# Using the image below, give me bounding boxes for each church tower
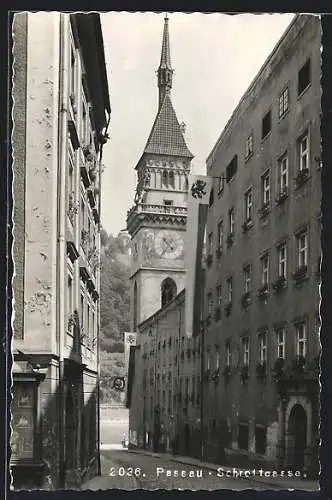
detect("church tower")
[127,14,194,331]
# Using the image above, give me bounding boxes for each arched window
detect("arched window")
[161,278,177,307]
[133,281,138,331]
[162,170,168,188]
[169,171,175,188]
[183,176,189,191]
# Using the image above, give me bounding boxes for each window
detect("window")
[278,153,289,192]
[225,341,232,367]
[298,133,310,172]
[276,327,286,359]
[80,292,85,330]
[226,155,238,183]
[217,220,223,250]
[67,273,73,321]
[216,285,222,305]
[11,383,36,460]
[218,174,225,194]
[261,172,270,206]
[70,46,76,98]
[238,422,249,451]
[161,278,177,306]
[296,322,307,358]
[81,95,88,144]
[207,293,213,317]
[262,110,271,139]
[244,265,252,293]
[228,208,235,235]
[168,171,175,188]
[278,243,287,278]
[260,253,269,286]
[258,331,267,363]
[279,87,289,118]
[296,230,308,269]
[245,188,253,221]
[162,170,168,187]
[255,426,267,455]
[208,232,213,255]
[216,351,220,369]
[226,277,233,303]
[206,353,211,371]
[164,199,173,206]
[242,337,250,365]
[298,58,311,96]
[80,197,85,232]
[245,134,253,160]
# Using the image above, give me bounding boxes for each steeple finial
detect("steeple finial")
[158,13,173,109]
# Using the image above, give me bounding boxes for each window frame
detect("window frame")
[262,109,272,140]
[278,152,289,193]
[217,220,224,250]
[298,131,310,173]
[276,326,286,359]
[261,171,271,206]
[260,253,269,286]
[228,208,235,235]
[245,133,254,161]
[243,264,252,293]
[242,336,250,366]
[279,86,289,119]
[245,188,253,221]
[295,322,307,358]
[258,331,267,364]
[297,58,311,97]
[296,229,308,269]
[226,277,233,304]
[277,242,287,278]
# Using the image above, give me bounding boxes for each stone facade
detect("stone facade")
[11,12,111,489]
[203,14,321,475]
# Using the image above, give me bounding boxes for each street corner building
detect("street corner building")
[11,12,111,489]
[203,14,321,475]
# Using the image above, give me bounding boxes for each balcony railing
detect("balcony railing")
[127,203,187,218]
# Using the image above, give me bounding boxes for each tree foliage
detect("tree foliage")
[99,229,130,402]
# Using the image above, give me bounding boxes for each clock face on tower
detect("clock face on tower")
[154,230,184,260]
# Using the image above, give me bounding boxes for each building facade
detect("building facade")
[203,14,321,475]
[11,12,111,489]
[126,15,196,450]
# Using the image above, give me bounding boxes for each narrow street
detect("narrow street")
[82,448,319,491]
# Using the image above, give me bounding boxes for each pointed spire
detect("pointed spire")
[160,13,172,69]
[158,14,174,110]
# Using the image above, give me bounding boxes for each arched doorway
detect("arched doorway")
[288,404,307,469]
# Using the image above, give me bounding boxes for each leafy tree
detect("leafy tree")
[99,230,130,403]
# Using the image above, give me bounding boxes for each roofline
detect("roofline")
[93,14,111,114]
[206,13,302,165]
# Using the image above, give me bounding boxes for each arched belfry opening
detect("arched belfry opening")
[161,277,177,307]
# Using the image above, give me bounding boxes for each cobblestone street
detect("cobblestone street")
[81,449,319,491]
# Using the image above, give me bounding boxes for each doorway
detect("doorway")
[288,404,307,469]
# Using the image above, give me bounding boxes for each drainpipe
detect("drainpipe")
[95,112,110,476]
[58,13,69,489]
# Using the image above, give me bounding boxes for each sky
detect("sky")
[100,12,295,236]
